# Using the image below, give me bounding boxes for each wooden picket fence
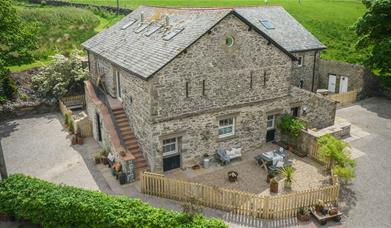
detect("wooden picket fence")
[141,172,339,219]
[59,95,92,137]
[327,90,357,107]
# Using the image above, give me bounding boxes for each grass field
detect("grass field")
[62,0,368,64]
[9,3,122,72]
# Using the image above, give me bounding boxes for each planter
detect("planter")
[285,181,292,190]
[270,179,279,193]
[228,171,238,182]
[119,173,127,185]
[266,174,274,183]
[297,213,310,222]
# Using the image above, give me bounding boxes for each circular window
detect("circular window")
[225,36,234,47]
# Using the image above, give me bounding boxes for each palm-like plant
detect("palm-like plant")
[281,166,295,187]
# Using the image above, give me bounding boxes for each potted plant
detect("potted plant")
[100,150,109,165]
[68,119,74,134]
[266,170,277,183]
[280,166,295,190]
[64,113,69,128]
[315,199,325,213]
[227,171,238,182]
[203,153,210,169]
[270,178,278,193]
[94,154,101,164]
[297,207,310,222]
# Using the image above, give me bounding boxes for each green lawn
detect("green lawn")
[63,0,367,64]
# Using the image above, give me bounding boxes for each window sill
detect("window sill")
[217,134,238,142]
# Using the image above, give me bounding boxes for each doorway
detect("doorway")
[162,138,181,171]
[96,113,102,142]
[115,70,122,101]
[266,114,276,142]
[328,74,336,93]
[339,76,348,93]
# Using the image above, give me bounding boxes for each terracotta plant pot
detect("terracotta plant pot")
[297,213,310,222]
[266,174,274,183]
[270,179,279,193]
[228,171,238,182]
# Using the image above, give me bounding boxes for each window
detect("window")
[163,28,184,41]
[163,138,177,157]
[249,71,253,89]
[266,115,275,130]
[291,107,300,117]
[299,79,304,88]
[218,118,235,138]
[185,81,189,98]
[260,19,274,30]
[202,80,206,96]
[297,56,304,67]
[225,36,234,47]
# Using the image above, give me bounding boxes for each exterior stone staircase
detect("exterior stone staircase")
[112,107,149,180]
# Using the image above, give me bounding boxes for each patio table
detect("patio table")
[255,150,284,171]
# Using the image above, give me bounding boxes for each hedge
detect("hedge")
[0,174,227,228]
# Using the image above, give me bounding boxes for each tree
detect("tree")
[0,0,37,67]
[32,50,89,99]
[354,0,391,77]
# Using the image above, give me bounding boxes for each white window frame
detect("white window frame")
[297,55,304,67]
[162,138,178,157]
[266,115,275,130]
[218,117,235,138]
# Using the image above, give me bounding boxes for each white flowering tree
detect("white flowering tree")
[32,50,89,99]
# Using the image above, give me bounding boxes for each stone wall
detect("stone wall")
[319,59,365,93]
[291,51,320,92]
[88,53,116,97]
[290,87,336,129]
[152,14,293,121]
[0,101,57,123]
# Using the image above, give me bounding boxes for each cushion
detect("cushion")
[276,161,284,168]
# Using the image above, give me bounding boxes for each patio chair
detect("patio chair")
[216,148,230,165]
[267,159,293,173]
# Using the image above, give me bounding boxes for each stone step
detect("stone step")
[122,134,136,141]
[135,160,148,169]
[116,118,128,124]
[119,126,132,133]
[117,121,129,128]
[114,112,127,119]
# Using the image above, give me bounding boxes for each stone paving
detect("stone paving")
[166,143,330,195]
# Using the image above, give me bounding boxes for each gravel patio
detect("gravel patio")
[166,143,330,195]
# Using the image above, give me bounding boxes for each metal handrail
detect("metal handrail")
[90,82,128,153]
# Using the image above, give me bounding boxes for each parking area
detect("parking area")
[0,113,100,190]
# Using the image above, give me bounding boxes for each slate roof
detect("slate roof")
[82,6,326,79]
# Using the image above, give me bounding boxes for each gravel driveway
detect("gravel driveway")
[0,113,99,190]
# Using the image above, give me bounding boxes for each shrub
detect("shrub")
[20,93,28,101]
[277,114,307,138]
[0,69,18,101]
[64,112,69,126]
[32,50,89,99]
[0,174,227,228]
[68,119,74,134]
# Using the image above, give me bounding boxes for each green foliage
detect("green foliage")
[32,50,88,99]
[0,174,227,228]
[15,4,100,62]
[0,67,18,101]
[333,165,355,182]
[354,0,391,77]
[20,93,28,101]
[64,113,69,126]
[68,119,74,134]
[277,114,307,138]
[280,166,295,183]
[0,0,38,66]
[318,134,356,181]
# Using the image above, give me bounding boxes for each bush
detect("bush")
[277,114,307,138]
[32,50,89,99]
[0,70,18,101]
[0,174,227,228]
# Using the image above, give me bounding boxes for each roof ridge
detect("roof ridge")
[139,5,284,11]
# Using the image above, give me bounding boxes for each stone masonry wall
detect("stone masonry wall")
[318,59,365,93]
[152,14,293,121]
[88,53,116,97]
[291,51,320,92]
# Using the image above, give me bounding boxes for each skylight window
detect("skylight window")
[260,19,274,30]
[163,28,184,41]
[134,23,150,34]
[144,24,163,37]
[121,19,137,30]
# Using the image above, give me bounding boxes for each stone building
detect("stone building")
[82,6,336,176]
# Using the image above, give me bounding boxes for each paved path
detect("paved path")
[336,97,391,228]
[0,113,99,190]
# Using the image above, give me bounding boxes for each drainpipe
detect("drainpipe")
[311,50,318,92]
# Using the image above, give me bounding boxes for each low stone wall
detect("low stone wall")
[27,0,132,14]
[0,101,58,122]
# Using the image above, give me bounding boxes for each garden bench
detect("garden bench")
[216,147,242,165]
